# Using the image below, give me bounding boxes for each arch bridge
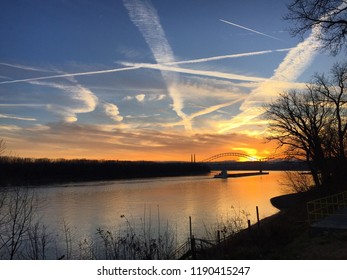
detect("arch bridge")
[202,152,258,162]
[201,152,286,162]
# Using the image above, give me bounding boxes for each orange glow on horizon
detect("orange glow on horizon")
[2,117,284,163]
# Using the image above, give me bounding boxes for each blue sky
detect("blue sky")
[0,0,341,160]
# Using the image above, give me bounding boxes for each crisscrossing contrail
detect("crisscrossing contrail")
[220,19,283,41]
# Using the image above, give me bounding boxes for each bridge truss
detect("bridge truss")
[202,152,258,162]
[201,152,287,162]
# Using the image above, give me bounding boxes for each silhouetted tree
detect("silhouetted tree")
[313,62,347,159]
[265,62,347,189]
[0,188,37,259]
[26,222,51,260]
[265,89,330,188]
[0,139,5,156]
[285,0,347,55]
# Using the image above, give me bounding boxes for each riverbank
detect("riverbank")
[201,189,347,259]
[0,157,210,186]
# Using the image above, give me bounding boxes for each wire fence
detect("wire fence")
[307,191,347,225]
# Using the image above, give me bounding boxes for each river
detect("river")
[29,171,291,258]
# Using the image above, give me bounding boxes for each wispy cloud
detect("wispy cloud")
[123,93,166,102]
[123,0,191,130]
[103,102,123,122]
[0,121,274,160]
[0,113,36,121]
[30,80,98,123]
[0,125,22,132]
[220,19,284,41]
[135,94,146,102]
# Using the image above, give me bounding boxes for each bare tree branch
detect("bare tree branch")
[285,0,347,55]
[264,62,347,188]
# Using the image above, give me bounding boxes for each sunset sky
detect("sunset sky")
[0,0,342,161]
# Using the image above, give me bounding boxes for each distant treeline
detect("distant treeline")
[0,157,210,186]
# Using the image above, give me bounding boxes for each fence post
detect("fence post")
[190,235,196,259]
[189,216,192,238]
[256,206,260,228]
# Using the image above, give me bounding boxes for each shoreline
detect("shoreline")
[0,159,210,187]
[200,188,347,260]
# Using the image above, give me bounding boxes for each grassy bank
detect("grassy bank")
[200,189,347,259]
[0,157,210,186]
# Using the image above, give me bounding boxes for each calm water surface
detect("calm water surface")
[35,171,290,246]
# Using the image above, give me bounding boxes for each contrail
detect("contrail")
[0,48,291,86]
[123,0,191,130]
[188,98,246,120]
[218,8,345,133]
[220,19,283,41]
[0,104,46,107]
[161,97,246,128]
[0,113,36,121]
[122,62,267,82]
[1,52,301,88]
[166,48,292,65]
[0,66,140,85]
[217,23,323,133]
[0,62,55,72]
